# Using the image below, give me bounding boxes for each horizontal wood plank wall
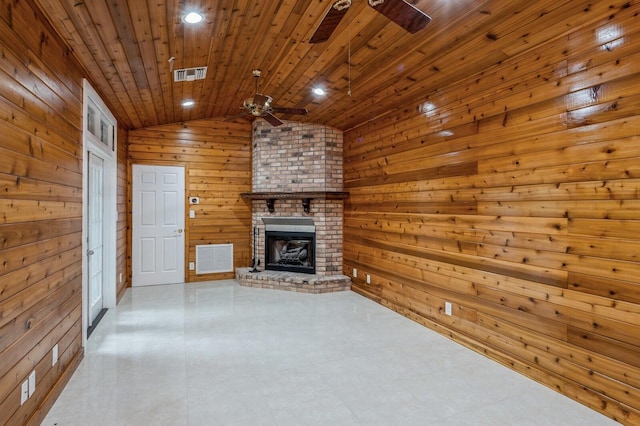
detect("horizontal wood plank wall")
[343,4,640,425]
[116,124,129,300]
[127,119,252,282]
[0,0,86,423]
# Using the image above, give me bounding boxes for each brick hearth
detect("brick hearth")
[235,268,351,294]
[236,119,351,292]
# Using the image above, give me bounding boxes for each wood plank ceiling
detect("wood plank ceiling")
[32,0,606,131]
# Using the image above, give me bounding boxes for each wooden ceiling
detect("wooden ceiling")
[32,0,613,131]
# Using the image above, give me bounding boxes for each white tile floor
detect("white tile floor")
[43,280,618,426]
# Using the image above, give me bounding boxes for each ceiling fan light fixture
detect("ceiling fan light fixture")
[183,11,204,24]
[312,87,326,96]
[181,99,195,107]
[334,0,352,10]
[244,96,272,116]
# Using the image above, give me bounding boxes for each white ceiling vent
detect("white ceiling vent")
[174,66,207,82]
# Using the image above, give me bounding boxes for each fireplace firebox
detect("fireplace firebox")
[265,231,315,274]
[262,217,316,274]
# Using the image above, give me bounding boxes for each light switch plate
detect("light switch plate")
[28,370,36,397]
[21,380,28,405]
[52,344,59,366]
[445,301,452,316]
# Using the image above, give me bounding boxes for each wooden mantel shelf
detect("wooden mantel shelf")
[241,191,349,213]
[240,191,349,200]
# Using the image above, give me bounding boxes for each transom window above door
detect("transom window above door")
[87,101,115,152]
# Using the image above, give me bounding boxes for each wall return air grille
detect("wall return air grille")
[174,66,207,82]
[195,244,233,274]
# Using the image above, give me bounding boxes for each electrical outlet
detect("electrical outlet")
[28,371,36,397]
[21,380,28,405]
[52,344,59,366]
[445,301,452,316]
[352,268,357,278]
[366,274,371,284]
[189,262,195,270]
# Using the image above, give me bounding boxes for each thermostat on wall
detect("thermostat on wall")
[189,196,200,205]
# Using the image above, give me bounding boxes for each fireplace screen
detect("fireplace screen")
[265,231,315,274]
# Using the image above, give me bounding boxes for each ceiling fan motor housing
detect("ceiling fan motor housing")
[244,95,273,116]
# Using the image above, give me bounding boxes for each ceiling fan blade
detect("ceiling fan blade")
[309,0,351,43]
[272,107,308,115]
[263,113,283,127]
[368,0,431,34]
[253,93,270,108]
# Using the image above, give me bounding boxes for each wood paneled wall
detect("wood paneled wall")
[116,124,129,299]
[0,0,128,424]
[127,119,252,283]
[344,4,640,424]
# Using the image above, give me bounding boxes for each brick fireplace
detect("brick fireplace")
[236,119,351,293]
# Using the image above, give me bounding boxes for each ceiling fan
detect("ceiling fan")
[309,0,431,43]
[240,69,308,126]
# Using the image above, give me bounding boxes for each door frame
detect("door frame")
[82,79,117,345]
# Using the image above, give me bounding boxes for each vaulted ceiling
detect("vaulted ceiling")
[33,0,607,131]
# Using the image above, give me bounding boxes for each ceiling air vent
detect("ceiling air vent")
[173,66,207,82]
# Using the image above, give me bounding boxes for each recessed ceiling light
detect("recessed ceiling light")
[183,11,204,24]
[312,87,326,96]
[419,102,436,116]
[182,100,195,107]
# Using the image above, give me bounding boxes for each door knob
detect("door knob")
[87,249,95,256]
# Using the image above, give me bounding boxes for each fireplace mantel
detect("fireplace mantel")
[241,191,349,213]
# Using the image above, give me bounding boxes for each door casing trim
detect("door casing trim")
[82,79,117,345]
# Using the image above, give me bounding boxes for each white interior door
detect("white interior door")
[132,164,185,286]
[88,152,104,325]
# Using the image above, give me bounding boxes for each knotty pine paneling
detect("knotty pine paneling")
[344,4,640,424]
[127,119,252,282]
[0,0,110,424]
[116,123,129,300]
